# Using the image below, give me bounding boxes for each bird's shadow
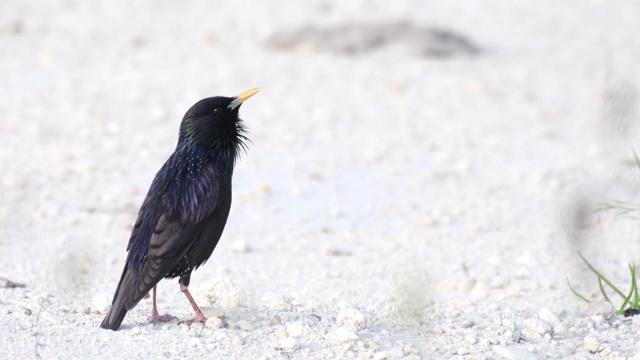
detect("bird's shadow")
[265,20,481,59]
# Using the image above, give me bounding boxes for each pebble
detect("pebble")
[331,327,359,343]
[373,352,387,360]
[91,294,111,314]
[230,335,243,346]
[263,294,292,311]
[538,308,560,325]
[459,278,477,293]
[286,322,305,337]
[584,336,599,353]
[589,315,606,328]
[236,320,254,331]
[464,334,477,345]
[524,317,554,337]
[587,301,614,320]
[194,277,239,308]
[231,241,252,254]
[460,319,475,328]
[470,281,489,300]
[278,337,301,351]
[205,317,223,330]
[269,315,282,325]
[272,326,289,339]
[337,306,367,330]
[493,345,543,360]
[204,306,225,318]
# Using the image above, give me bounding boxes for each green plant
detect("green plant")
[568,149,640,315]
[568,251,639,315]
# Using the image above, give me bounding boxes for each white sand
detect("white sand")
[2,0,640,358]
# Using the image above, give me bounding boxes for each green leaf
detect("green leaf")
[567,278,591,303]
[578,251,627,299]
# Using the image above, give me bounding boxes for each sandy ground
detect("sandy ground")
[2,0,640,359]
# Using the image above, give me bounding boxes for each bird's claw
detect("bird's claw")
[178,315,207,326]
[149,313,177,324]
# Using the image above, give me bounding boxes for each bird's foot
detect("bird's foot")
[178,313,207,326]
[149,312,177,324]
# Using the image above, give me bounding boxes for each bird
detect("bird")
[100,88,260,330]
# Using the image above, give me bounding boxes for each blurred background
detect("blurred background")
[1,0,640,320]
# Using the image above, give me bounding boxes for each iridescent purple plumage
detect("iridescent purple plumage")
[100,89,258,330]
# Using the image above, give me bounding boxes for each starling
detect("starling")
[100,88,260,330]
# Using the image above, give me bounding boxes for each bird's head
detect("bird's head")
[179,88,260,150]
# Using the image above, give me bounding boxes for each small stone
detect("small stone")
[386,347,405,358]
[272,326,288,339]
[460,319,475,328]
[236,320,254,331]
[459,278,477,293]
[230,335,243,346]
[587,301,614,320]
[231,241,252,254]
[203,306,225,318]
[91,294,111,314]
[205,317,223,330]
[286,322,304,337]
[263,294,292,311]
[336,306,367,330]
[524,317,554,337]
[590,315,605,327]
[269,315,282,325]
[373,352,387,360]
[584,336,599,353]
[493,345,542,360]
[465,334,477,344]
[490,276,508,289]
[457,347,469,355]
[538,308,560,325]
[331,327,359,343]
[512,329,522,342]
[278,337,301,351]
[131,327,142,335]
[329,208,343,218]
[471,281,489,299]
[255,183,271,194]
[194,276,239,308]
[23,308,32,316]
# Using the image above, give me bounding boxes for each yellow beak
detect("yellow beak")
[228,87,260,110]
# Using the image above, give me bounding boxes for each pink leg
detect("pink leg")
[177,282,207,325]
[148,285,176,323]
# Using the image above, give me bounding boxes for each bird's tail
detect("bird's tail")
[100,304,127,330]
[100,266,139,330]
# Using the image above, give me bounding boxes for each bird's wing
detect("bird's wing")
[108,152,222,314]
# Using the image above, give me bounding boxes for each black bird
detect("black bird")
[100,88,260,330]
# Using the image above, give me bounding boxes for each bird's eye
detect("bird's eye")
[212,108,221,115]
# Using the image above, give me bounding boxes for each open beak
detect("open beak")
[228,87,260,110]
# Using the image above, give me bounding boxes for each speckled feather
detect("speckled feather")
[100,96,249,330]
